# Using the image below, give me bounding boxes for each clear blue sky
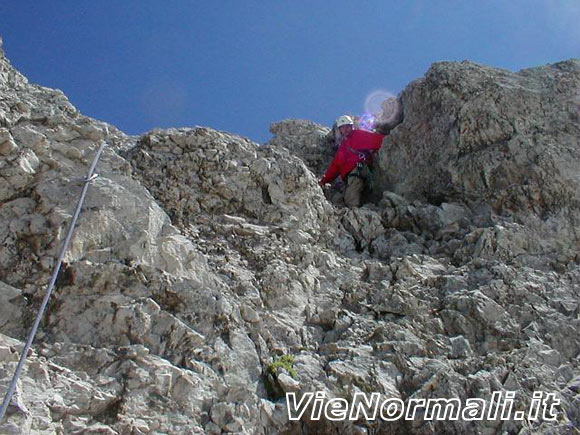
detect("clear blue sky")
[1,1,578,143]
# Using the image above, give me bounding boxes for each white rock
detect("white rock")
[0,128,18,155]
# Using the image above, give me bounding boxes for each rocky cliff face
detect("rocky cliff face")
[1,36,579,434]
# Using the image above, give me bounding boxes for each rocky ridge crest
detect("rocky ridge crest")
[1,36,579,434]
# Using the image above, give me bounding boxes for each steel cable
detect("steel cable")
[0,140,107,423]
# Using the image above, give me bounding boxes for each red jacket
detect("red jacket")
[319,129,385,184]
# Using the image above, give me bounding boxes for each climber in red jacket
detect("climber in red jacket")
[319,118,385,207]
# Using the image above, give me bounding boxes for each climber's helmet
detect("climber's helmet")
[335,115,354,140]
[335,115,354,128]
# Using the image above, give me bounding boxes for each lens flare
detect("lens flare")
[364,89,401,126]
[357,113,378,131]
[364,90,394,114]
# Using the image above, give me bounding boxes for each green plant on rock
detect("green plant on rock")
[267,354,297,379]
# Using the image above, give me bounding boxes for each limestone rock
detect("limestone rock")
[375,59,580,269]
[267,119,333,177]
[0,38,579,435]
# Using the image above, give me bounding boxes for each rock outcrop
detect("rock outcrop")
[375,60,580,270]
[1,35,579,434]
